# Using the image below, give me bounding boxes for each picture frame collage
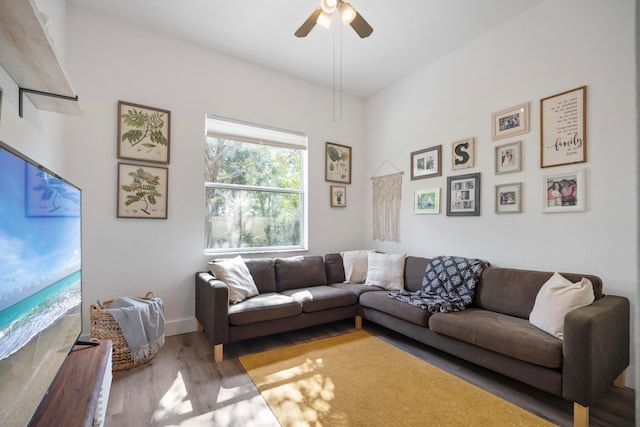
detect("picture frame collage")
[116,100,171,219]
[326,141,351,207]
[410,85,587,216]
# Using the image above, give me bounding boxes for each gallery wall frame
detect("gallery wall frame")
[495,140,522,174]
[491,102,529,141]
[410,145,442,180]
[117,100,171,164]
[446,172,481,216]
[540,86,586,168]
[543,169,585,213]
[117,162,168,219]
[330,185,347,207]
[413,188,440,214]
[325,142,352,184]
[495,182,522,214]
[451,137,475,170]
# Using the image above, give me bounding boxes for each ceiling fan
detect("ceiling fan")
[295,0,373,39]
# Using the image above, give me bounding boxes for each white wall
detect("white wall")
[64,6,368,337]
[365,0,637,386]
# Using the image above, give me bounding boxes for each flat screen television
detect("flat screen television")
[0,141,82,426]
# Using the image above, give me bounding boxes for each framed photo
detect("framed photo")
[325,142,352,183]
[446,172,480,216]
[495,182,522,214]
[410,145,442,180]
[495,141,522,174]
[117,101,171,164]
[543,169,585,213]
[25,163,80,217]
[491,102,529,141]
[451,137,474,170]
[117,163,168,219]
[413,188,440,214]
[540,86,586,168]
[330,185,347,207]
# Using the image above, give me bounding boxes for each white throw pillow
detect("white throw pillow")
[208,256,259,304]
[364,252,406,291]
[529,272,594,339]
[341,250,372,284]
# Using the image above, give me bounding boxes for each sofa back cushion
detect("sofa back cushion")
[403,256,431,292]
[244,258,277,293]
[324,253,346,284]
[473,267,603,319]
[275,256,328,291]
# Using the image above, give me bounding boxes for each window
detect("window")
[204,116,307,254]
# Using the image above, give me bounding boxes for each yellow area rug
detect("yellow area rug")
[240,330,556,427]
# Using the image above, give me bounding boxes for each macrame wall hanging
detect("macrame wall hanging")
[371,161,403,242]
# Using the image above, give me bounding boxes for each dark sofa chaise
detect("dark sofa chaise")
[195,253,630,427]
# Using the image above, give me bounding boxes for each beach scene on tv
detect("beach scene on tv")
[0,153,82,362]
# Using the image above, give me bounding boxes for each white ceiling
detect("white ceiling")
[68,0,544,98]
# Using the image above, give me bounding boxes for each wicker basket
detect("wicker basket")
[90,291,161,371]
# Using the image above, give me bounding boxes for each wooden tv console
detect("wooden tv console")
[29,340,112,427]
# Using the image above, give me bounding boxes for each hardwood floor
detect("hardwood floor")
[104,320,635,426]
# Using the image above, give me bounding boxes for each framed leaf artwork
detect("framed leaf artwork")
[117,163,168,219]
[117,101,171,164]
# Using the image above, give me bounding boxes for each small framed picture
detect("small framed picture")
[330,185,347,207]
[495,183,522,214]
[117,163,168,219]
[325,142,352,184]
[491,102,529,141]
[446,173,481,216]
[543,169,585,213]
[410,145,442,180]
[540,86,586,168]
[413,188,440,214]
[118,101,171,164]
[451,137,475,170]
[495,141,522,174]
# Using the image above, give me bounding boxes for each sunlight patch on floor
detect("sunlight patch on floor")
[151,371,193,422]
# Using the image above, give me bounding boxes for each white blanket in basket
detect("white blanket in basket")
[107,296,165,363]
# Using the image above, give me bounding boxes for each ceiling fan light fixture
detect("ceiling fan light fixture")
[316,11,332,29]
[340,2,356,24]
[320,0,337,14]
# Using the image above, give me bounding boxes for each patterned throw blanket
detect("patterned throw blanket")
[389,256,489,312]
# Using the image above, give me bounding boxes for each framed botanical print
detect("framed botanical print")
[117,163,168,219]
[117,101,171,164]
[410,145,442,180]
[451,137,474,170]
[330,185,346,207]
[491,102,529,141]
[495,141,522,174]
[540,86,586,168]
[446,173,481,216]
[495,182,522,214]
[325,142,352,183]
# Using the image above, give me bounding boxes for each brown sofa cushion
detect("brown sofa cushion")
[473,267,603,319]
[324,253,346,284]
[275,256,327,291]
[244,258,277,293]
[359,291,432,327]
[228,293,301,325]
[281,286,357,313]
[403,256,431,292]
[429,308,563,368]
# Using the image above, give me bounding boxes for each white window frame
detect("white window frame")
[204,115,308,255]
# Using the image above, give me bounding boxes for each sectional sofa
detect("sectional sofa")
[195,253,629,427]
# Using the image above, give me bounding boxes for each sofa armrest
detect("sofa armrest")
[562,295,630,406]
[195,272,230,345]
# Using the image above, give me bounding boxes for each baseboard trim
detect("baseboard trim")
[165,317,198,337]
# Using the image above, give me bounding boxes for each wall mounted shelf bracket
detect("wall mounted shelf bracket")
[19,87,79,118]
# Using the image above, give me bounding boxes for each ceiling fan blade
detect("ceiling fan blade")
[349,10,373,38]
[295,7,322,37]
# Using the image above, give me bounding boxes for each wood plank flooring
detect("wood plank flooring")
[104,320,635,426]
